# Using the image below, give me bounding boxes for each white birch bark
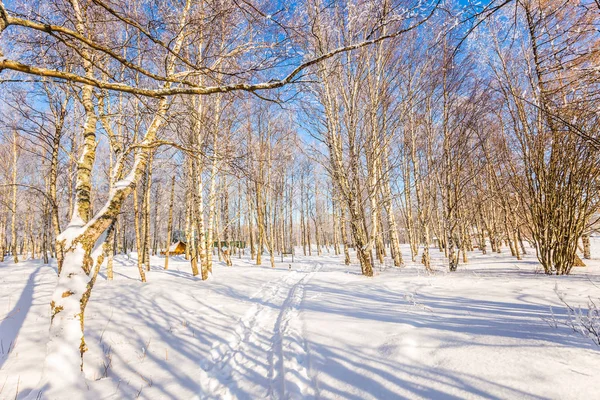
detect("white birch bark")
[36,2,192,395]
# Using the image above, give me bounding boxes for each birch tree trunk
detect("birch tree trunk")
[380,150,403,267]
[184,159,193,261]
[11,130,18,263]
[300,174,307,256]
[340,205,351,265]
[194,160,208,278]
[192,93,209,276]
[582,234,591,260]
[305,180,312,256]
[164,176,175,270]
[332,196,340,256]
[408,122,431,271]
[143,154,153,270]
[206,99,221,276]
[133,184,146,282]
[0,196,6,263]
[106,226,114,281]
[265,140,276,269]
[49,99,65,270]
[66,132,76,223]
[188,159,200,277]
[255,182,264,265]
[403,154,417,262]
[247,184,256,261]
[314,179,322,256]
[152,185,160,256]
[37,2,191,393]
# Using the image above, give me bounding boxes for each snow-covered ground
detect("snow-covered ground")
[1,245,599,399]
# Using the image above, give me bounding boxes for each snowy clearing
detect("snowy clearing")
[2,0,600,398]
[1,246,599,399]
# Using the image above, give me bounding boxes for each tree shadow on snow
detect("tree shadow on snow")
[308,343,548,400]
[0,266,43,370]
[302,282,597,351]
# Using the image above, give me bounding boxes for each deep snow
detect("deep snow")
[1,243,599,399]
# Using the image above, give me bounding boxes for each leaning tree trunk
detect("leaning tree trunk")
[36,1,191,393]
[42,114,171,396]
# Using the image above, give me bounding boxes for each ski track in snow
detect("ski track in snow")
[201,263,321,400]
[270,263,321,400]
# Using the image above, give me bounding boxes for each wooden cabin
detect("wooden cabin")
[161,241,186,256]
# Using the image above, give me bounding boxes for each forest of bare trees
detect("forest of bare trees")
[1,0,599,396]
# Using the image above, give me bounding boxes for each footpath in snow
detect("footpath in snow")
[0,246,599,399]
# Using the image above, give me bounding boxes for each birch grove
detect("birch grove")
[1,0,599,397]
